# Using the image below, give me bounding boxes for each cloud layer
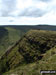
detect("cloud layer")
[0,0,51,17]
[0,0,56,25]
[1,0,16,16]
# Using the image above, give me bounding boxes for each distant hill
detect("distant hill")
[1,25,56,31]
[0,30,56,75]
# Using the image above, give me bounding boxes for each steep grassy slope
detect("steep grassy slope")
[4,46,56,75]
[0,30,56,75]
[5,27,25,45]
[0,27,26,56]
[0,27,10,56]
[0,41,25,75]
[18,30,56,62]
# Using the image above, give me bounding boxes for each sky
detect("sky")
[0,0,56,25]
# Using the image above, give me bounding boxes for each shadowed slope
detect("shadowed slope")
[0,27,10,56]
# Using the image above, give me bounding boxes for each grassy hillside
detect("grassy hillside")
[4,46,56,75]
[18,30,56,62]
[0,27,26,56]
[0,25,56,56]
[5,27,25,45]
[0,30,56,75]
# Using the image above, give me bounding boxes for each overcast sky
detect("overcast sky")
[0,0,56,25]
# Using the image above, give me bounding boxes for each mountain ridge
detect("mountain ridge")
[0,30,56,75]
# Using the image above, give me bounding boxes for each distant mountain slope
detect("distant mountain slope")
[5,27,25,45]
[0,26,26,56]
[0,30,56,75]
[0,27,10,56]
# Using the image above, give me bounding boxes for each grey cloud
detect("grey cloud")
[1,0,16,17]
[19,7,47,17]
